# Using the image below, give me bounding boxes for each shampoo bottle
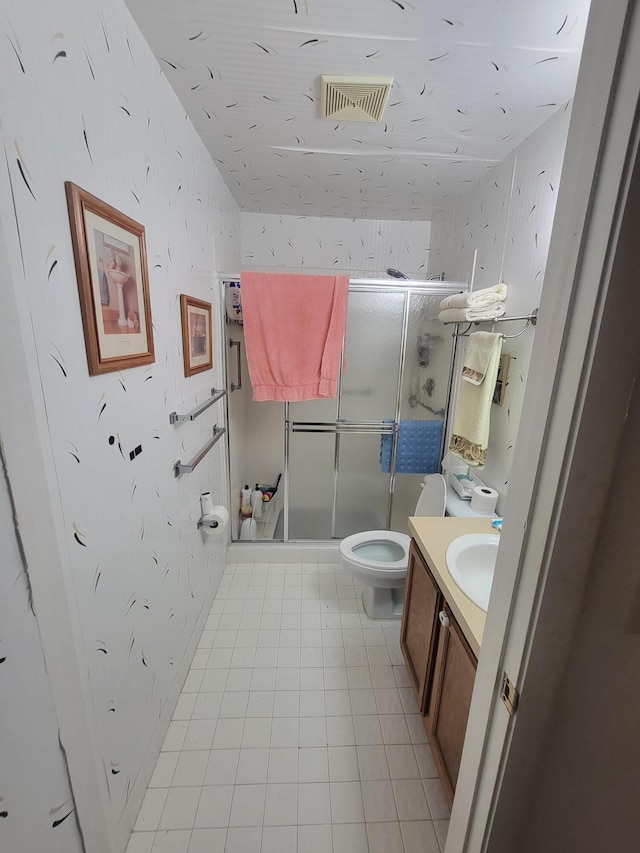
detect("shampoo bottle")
[250,485,263,519]
[241,484,251,506]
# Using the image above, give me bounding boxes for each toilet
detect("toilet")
[339,473,447,619]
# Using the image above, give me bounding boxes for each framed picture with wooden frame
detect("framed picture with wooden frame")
[65,182,154,375]
[180,294,213,377]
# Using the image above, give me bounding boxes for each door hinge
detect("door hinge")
[500,672,519,715]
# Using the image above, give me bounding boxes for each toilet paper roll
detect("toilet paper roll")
[470,485,499,515]
[200,492,214,516]
[200,505,229,538]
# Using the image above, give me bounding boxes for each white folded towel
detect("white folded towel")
[439,283,507,311]
[438,303,506,324]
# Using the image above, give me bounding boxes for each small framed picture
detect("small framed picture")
[65,182,154,375]
[180,294,213,377]
[493,353,511,406]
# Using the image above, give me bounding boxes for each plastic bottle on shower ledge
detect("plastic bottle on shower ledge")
[251,485,263,519]
[241,484,251,505]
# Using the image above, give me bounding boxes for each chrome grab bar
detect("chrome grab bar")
[229,339,242,391]
[287,420,396,434]
[173,425,226,477]
[169,388,227,425]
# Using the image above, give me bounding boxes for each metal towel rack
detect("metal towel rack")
[443,309,538,340]
[173,425,226,477]
[229,339,242,391]
[169,388,227,425]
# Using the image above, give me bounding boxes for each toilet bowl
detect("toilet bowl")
[339,473,446,619]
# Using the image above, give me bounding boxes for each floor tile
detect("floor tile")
[204,750,239,786]
[194,786,234,829]
[129,555,454,853]
[414,744,439,779]
[162,721,189,752]
[328,745,359,782]
[182,720,217,752]
[187,828,226,853]
[171,752,210,788]
[151,830,191,853]
[386,744,421,780]
[357,744,390,781]
[212,719,244,750]
[297,823,333,853]
[236,748,269,784]
[298,746,329,783]
[366,820,405,853]
[400,820,441,853]
[126,832,155,853]
[149,753,179,788]
[329,780,365,823]
[260,825,297,853]
[224,826,261,853]
[158,787,201,830]
[332,821,369,853]
[361,780,399,823]
[393,778,431,821]
[423,778,451,820]
[134,788,169,832]
[263,783,298,826]
[298,783,331,824]
[268,747,299,783]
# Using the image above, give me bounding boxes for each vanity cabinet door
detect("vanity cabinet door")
[429,604,478,804]
[400,541,442,712]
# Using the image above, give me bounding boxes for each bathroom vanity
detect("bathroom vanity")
[401,516,494,805]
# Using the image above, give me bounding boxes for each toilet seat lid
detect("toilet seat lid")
[415,473,446,517]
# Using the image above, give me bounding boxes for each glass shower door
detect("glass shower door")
[286,289,406,540]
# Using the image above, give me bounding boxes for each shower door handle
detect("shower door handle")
[229,339,242,391]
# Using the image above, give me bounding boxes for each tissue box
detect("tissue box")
[449,470,487,500]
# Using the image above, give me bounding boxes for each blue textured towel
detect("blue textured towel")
[380,419,443,474]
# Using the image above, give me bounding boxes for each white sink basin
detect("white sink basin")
[445,533,500,612]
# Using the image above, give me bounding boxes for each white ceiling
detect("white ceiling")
[125,0,590,221]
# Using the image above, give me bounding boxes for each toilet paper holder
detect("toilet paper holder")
[197,517,219,530]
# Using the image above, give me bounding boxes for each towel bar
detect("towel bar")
[445,309,538,340]
[169,388,227,424]
[173,425,226,477]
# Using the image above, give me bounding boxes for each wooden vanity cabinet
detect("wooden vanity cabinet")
[429,603,478,803]
[401,538,479,806]
[400,541,442,714]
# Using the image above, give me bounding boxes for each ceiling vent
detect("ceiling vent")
[321,75,394,123]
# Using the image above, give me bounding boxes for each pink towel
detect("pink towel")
[240,272,349,402]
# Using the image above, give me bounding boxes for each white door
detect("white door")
[449,1,640,850]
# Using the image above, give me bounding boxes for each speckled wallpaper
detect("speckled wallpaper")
[0,466,83,853]
[0,0,240,850]
[241,212,430,278]
[428,105,572,509]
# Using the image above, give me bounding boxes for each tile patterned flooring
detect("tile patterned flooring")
[127,551,450,853]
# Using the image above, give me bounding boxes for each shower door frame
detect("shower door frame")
[282,279,463,542]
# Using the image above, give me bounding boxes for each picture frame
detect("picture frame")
[180,294,213,377]
[65,182,154,376]
[492,353,511,406]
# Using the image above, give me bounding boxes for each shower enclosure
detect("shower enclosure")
[224,279,461,542]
